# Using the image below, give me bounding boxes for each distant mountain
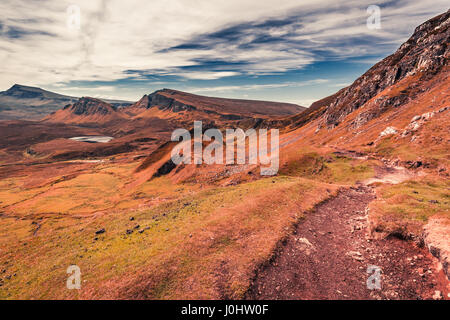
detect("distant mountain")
[0,84,132,120]
[133,89,305,118]
[44,97,126,125]
[45,88,305,129]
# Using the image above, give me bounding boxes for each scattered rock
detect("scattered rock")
[95,228,105,235]
[432,290,442,300]
[346,251,364,261]
[380,126,398,137]
[417,267,424,276]
[423,217,450,278]
[294,237,315,256]
[129,217,135,221]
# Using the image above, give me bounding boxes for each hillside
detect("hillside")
[44,97,125,125]
[272,10,449,133]
[45,88,306,129]
[139,89,305,117]
[320,9,449,130]
[0,84,131,120]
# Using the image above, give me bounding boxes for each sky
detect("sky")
[0,0,448,106]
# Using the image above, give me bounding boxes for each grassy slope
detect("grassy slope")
[0,172,338,299]
[369,177,450,237]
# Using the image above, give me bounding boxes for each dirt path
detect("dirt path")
[246,185,448,300]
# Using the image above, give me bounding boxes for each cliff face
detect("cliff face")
[319,10,449,129]
[44,96,127,125]
[65,97,117,116]
[130,91,196,112]
[148,90,197,112]
[130,88,305,119]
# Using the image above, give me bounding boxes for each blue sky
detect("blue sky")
[0,0,448,106]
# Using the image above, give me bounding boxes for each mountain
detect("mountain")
[1,84,303,122]
[273,10,449,165]
[0,84,132,120]
[137,10,450,184]
[44,96,126,125]
[272,10,449,134]
[45,88,305,128]
[129,89,305,118]
[0,84,78,120]
[317,9,449,130]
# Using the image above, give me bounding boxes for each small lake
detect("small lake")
[69,136,114,143]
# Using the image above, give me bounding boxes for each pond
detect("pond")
[69,136,114,143]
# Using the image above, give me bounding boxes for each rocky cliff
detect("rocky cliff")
[319,10,449,129]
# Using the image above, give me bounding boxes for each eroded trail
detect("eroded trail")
[246,185,447,300]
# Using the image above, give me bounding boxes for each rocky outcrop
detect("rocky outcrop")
[153,158,177,177]
[320,10,449,129]
[379,126,398,137]
[130,94,151,109]
[423,217,450,279]
[131,88,304,120]
[65,97,117,116]
[149,90,197,112]
[132,90,197,113]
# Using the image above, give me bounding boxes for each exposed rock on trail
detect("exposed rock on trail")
[423,218,450,279]
[246,186,449,300]
[364,165,417,185]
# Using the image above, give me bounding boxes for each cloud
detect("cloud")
[0,0,448,93]
[188,79,329,94]
[173,71,241,80]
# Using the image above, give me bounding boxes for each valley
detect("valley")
[0,9,448,300]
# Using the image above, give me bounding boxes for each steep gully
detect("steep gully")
[246,151,448,300]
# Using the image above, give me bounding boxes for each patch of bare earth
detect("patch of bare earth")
[364,165,418,185]
[246,185,449,300]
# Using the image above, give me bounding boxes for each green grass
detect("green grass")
[280,152,375,184]
[0,175,337,299]
[370,178,450,236]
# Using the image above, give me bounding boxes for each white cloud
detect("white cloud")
[173,71,241,80]
[188,79,329,93]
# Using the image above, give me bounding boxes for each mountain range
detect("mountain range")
[0,84,132,120]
